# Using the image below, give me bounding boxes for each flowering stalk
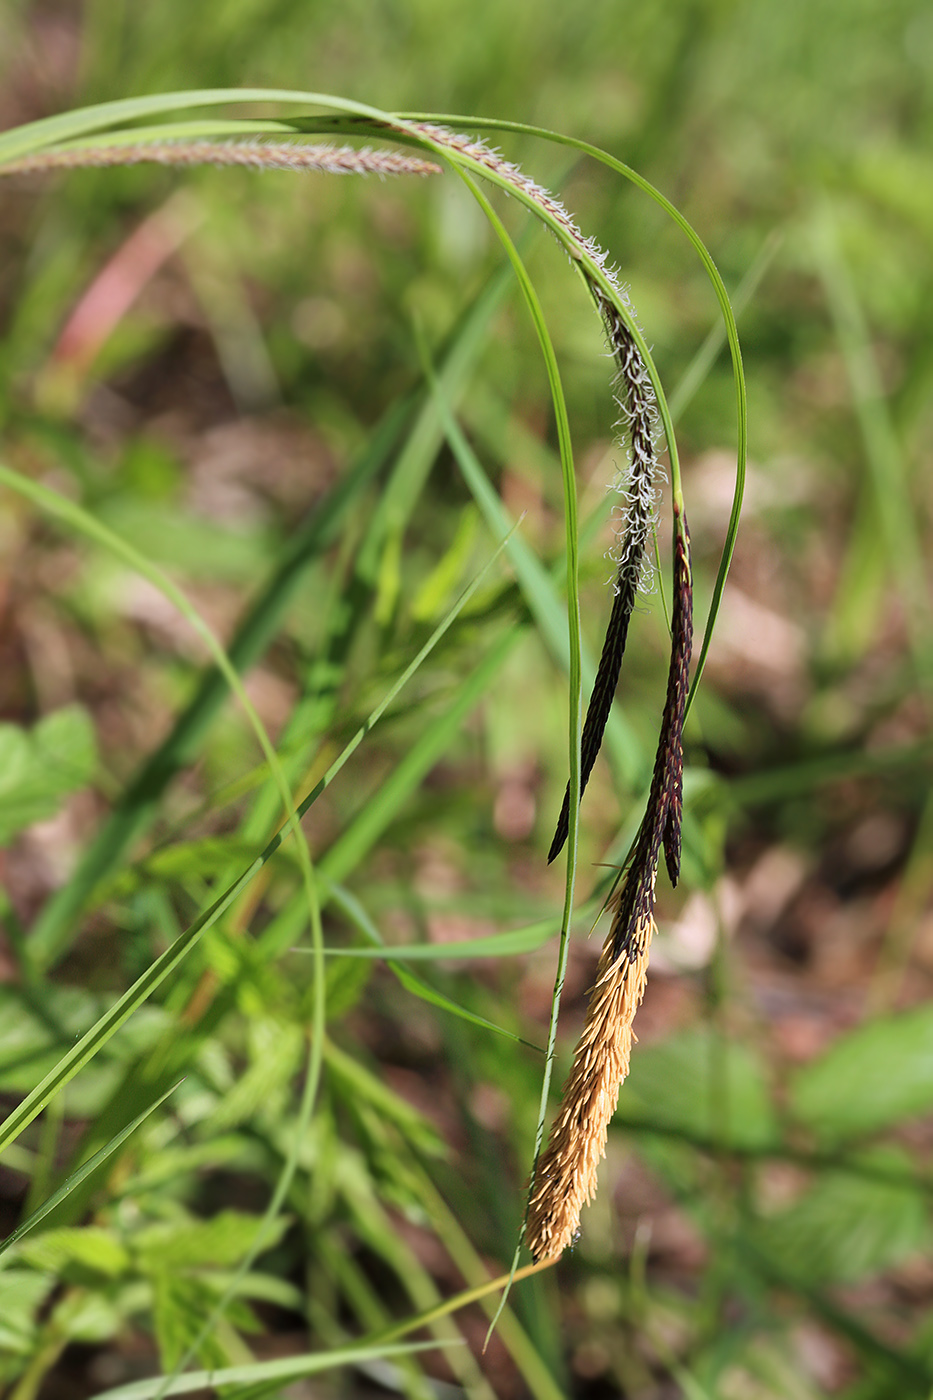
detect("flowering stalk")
[548,290,660,862]
[0,140,441,180]
[526,508,692,1261]
[399,122,696,1258]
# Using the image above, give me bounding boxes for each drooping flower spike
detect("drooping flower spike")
[527,508,692,1261]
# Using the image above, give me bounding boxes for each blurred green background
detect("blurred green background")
[1,1,932,1397]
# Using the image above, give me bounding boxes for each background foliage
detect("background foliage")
[1,1,932,1396]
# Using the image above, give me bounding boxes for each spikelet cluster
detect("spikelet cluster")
[599,291,661,599]
[408,125,661,550]
[410,129,666,875]
[0,141,442,180]
[528,511,693,1259]
[525,900,655,1261]
[410,124,633,301]
[547,295,661,865]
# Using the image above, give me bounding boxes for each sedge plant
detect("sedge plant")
[0,90,745,1395]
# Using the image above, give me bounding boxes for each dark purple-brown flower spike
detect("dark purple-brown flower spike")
[527,509,692,1261]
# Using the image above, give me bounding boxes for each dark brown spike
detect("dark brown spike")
[547,569,638,863]
[661,515,692,885]
[526,516,693,1263]
[611,509,692,956]
[548,300,657,865]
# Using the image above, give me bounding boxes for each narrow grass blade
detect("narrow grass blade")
[0,859,261,1157]
[362,1258,555,1348]
[389,962,532,1044]
[25,403,406,969]
[812,196,933,691]
[0,88,427,164]
[320,626,517,885]
[323,882,540,1047]
[0,1081,181,1257]
[93,1340,449,1400]
[321,920,558,960]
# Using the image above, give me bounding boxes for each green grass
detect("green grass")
[0,4,932,1397]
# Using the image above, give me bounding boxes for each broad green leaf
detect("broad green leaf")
[791,1003,933,1141]
[0,1271,54,1354]
[152,1272,252,1372]
[18,1225,129,1279]
[0,985,103,1088]
[750,1149,928,1284]
[205,1021,304,1132]
[0,706,96,845]
[136,1211,290,1272]
[0,986,168,1093]
[614,1028,777,1150]
[52,1288,123,1345]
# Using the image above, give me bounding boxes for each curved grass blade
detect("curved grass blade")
[331,121,686,873]
[0,88,427,164]
[94,1340,449,1400]
[0,459,326,1091]
[0,856,262,1158]
[324,881,537,1047]
[391,962,534,1045]
[321,919,559,961]
[0,1080,181,1258]
[3,90,727,793]
[0,90,740,1341]
[2,89,742,711]
[25,402,406,970]
[320,625,517,885]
